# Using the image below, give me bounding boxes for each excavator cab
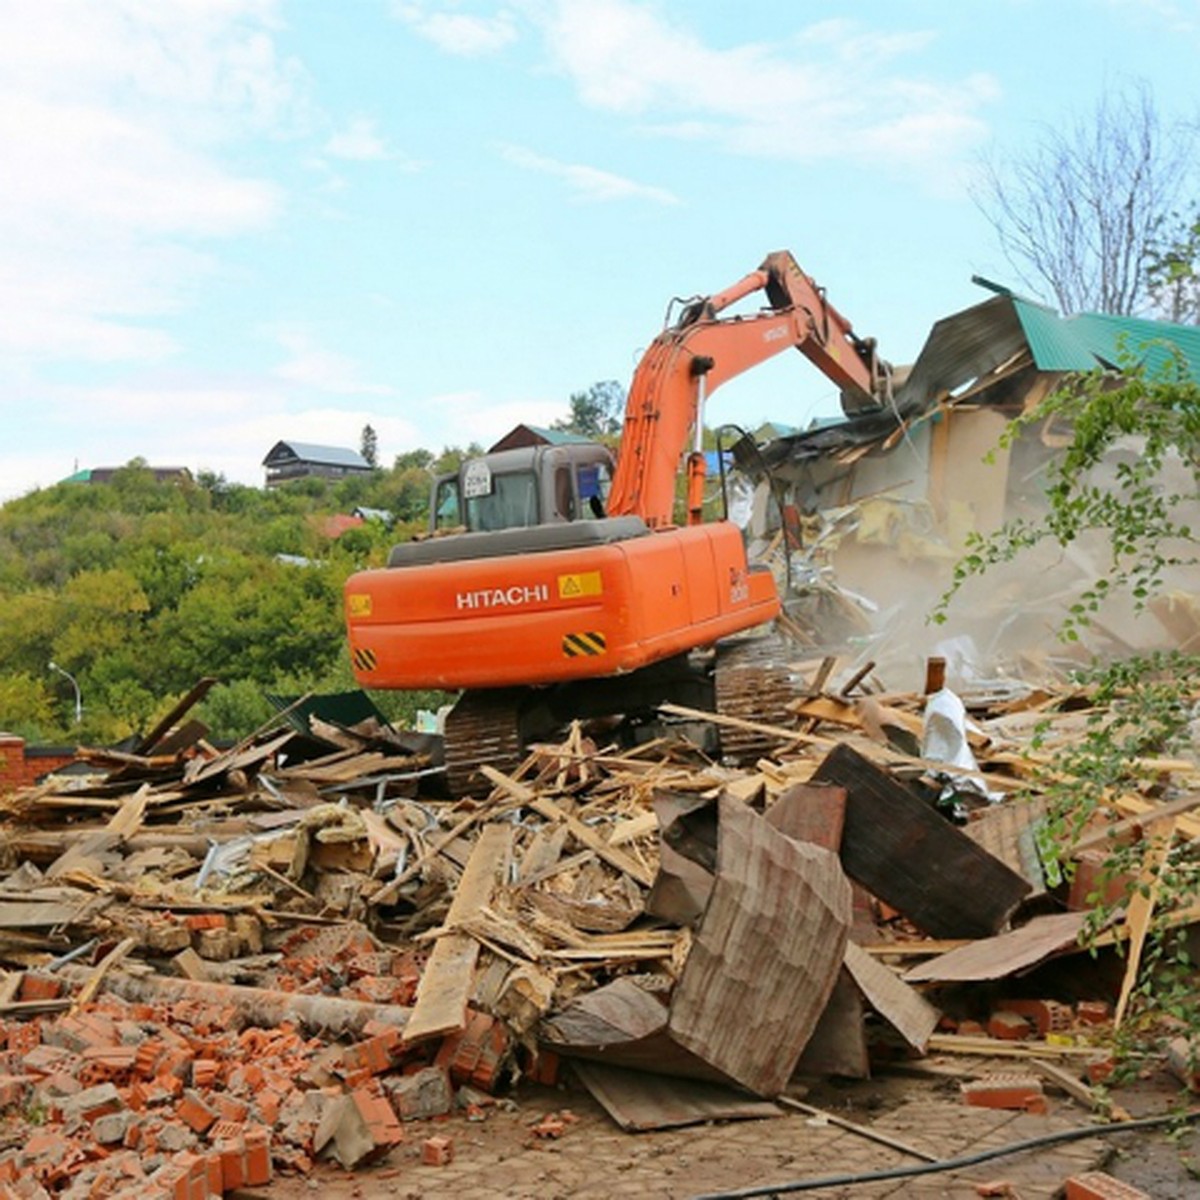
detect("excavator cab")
[431,443,615,535]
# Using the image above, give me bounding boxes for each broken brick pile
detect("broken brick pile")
[0,927,521,1197]
[2,667,1199,1196]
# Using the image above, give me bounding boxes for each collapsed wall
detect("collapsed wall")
[738,290,1200,692]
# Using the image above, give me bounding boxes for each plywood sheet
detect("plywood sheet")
[668,796,852,1096]
[814,743,1030,938]
[571,1060,782,1131]
[903,911,1088,984]
[844,940,939,1052]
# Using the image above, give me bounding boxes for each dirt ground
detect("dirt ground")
[247,1059,1199,1199]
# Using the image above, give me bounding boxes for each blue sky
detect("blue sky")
[1,0,1198,501]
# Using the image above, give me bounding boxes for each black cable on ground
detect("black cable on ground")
[691,1108,1200,1199]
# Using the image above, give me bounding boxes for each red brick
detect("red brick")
[183,913,227,932]
[176,1090,217,1134]
[341,1028,399,1078]
[961,1075,1047,1114]
[17,974,63,1003]
[20,1044,73,1076]
[1068,850,1133,911]
[190,1058,219,1089]
[244,1125,272,1186]
[531,1113,566,1139]
[995,998,1072,1037]
[1065,1171,1152,1200]
[212,1092,250,1124]
[134,1040,164,1078]
[986,1010,1033,1041]
[1075,1000,1112,1026]
[528,1049,560,1087]
[5,1025,40,1060]
[0,1076,30,1110]
[421,1134,454,1165]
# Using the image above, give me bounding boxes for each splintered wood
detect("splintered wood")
[0,663,1196,1122]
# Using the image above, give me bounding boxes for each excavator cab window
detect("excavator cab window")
[465,470,539,531]
[554,466,576,521]
[432,476,462,532]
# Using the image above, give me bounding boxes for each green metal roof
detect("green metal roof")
[1012,298,1200,382]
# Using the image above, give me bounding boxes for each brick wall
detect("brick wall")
[0,735,78,794]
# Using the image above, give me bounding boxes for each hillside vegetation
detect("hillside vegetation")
[0,454,466,744]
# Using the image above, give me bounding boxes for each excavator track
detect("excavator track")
[442,688,526,798]
[713,634,801,764]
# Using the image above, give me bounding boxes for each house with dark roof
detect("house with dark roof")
[262,441,373,488]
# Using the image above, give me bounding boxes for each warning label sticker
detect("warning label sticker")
[557,571,603,600]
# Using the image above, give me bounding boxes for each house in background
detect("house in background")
[61,465,192,486]
[262,441,373,488]
[487,425,596,453]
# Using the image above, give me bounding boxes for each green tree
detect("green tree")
[1147,211,1200,324]
[360,424,379,468]
[553,380,626,439]
[937,350,1200,1039]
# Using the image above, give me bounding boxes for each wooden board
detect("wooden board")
[814,743,1030,938]
[403,822,512,1044]
[903,911,1089,984]
[793,969,869,1080]
[668,796,852,1097]
[570,1060,782,1131]
[843,941,939,1053]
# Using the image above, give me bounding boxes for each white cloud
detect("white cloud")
[531,1,995,171]
[393,2,517,56]
[272,330,399,397]
[498,143,678,205]
[0,1,298,363]
[325,116,393,161]
[419,390,569,451]
[396,2,995,178]
[0,374,424,500]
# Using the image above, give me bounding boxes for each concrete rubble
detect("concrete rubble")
[0,659,1198,1197]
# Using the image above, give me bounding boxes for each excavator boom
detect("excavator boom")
[607,251,890,529]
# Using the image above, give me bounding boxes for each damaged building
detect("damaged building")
[744,280,1200,686]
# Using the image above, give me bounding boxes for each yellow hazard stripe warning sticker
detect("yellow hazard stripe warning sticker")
[557,571,603,600]
[352,647,378,672]
[562,632,606,658]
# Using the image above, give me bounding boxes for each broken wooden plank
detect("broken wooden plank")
[777,1096,937,1162]
[1114,818,1177,1028]
[903,912,1089,984]
[403,822,512,1044]
[571,1060,783,1131]
[814,743,1031,938]
[668,796,852,1097]
[511,787,654,888]
[45,787,149,881]
[843,940,939,1053]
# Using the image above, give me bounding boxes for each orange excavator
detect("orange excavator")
[344,252,891,792]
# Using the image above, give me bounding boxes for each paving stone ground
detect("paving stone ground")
[255,1069,1162,1200]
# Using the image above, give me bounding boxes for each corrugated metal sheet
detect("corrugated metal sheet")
[1011,300,1098,371]
[263,440,370,468]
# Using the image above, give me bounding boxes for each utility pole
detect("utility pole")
[48,661,82,725]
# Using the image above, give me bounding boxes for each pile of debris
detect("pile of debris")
[1,659,1197,1196]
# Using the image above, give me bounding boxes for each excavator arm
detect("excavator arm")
[606,251,891,530]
